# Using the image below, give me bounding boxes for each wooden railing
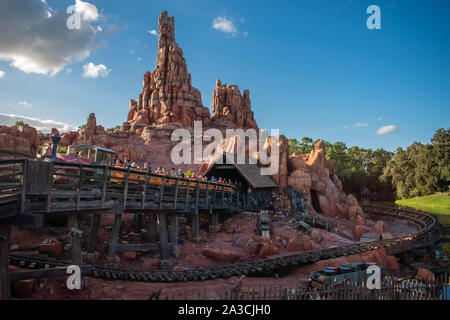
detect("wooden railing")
[0,159,248,217]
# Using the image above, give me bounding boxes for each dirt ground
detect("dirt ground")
[7,210,419,300]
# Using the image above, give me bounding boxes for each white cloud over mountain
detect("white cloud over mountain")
[0,113,78,133]
[0,0,100,76]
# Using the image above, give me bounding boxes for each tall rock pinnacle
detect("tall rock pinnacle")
[127,11,211,128]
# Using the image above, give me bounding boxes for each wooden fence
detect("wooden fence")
[155,274,450,300]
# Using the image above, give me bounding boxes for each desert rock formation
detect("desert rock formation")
[0,125,39,156]
[127,12,211,129]
[212,79,258,130]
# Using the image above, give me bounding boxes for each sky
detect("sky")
[0,0,448,151]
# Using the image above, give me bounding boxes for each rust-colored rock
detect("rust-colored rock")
[416,268,435,282]
[0,125,39,156]
[257,239,278,259]
[14,279,36,298]
[38,240,63,257]
[202,247,241,262]
[127,11,211,128]
[122,251,137,260]
[212,79,258,130]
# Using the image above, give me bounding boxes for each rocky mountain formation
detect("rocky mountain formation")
[0,11,365,227]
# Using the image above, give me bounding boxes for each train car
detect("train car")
[310,262,381,289]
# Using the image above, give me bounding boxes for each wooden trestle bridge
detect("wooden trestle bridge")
[0,159,249,260]
[0,158,443,300]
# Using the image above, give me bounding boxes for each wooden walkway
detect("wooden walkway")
[0,159,249,269]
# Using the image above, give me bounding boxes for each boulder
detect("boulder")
[416,268,435,282]
[203,247,241,262]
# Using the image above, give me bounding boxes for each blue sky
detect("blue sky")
[0,0,448,151]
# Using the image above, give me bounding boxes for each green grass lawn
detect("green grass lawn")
[396,194,450,216]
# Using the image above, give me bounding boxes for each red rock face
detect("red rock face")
[127,11,211,129]
[0,125,39,156]
[212,79,258,130]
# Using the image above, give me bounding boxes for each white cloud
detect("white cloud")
[212,17,238,34]
[129,49,136,54]
[355,122,370,127]
[74,0,99,22]
[377,117,383,121]
[0,70,5,78]
[341,125,349,129]
[18,101,33,108]
[0,0,100,76]
[0,113,78,133]
[137,57,142,62]
[65,67,72,74]
[82,62,111,78]
[148,30,158,37]
[376,125,400,135]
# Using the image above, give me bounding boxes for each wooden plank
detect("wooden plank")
[76,166,83,211]
[173,179,179,209]
[170,214,179,245]
[122,170,130,210]
[148,211,157,243]
[68,213,83,265]
[141,173,148,210]
[0,219,12,300]
[20,160,27,214]
[158,213,170,261]
[11,266,91,281]
[100,166,108,209]
[87,214,101,253]
[195,182,200,209]
[159,177,165,210]
[116,243,176,252]
[133,213,142,233]
[184,181,191,210]
[108,213,122,257]
[191,208,199,239]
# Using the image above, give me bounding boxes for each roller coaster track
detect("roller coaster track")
[7,205,441,283]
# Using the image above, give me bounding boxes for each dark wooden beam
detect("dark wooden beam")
[87,214,101,253]
[108,213,122,257]
[0,218,12,300]
[68,213,83,265]
[116,243,175,252]
[11,266,91,281]
[158,212,170,260]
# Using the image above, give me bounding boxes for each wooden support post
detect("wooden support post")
[158,213,170,261]
[141,173,148,210]
[212,210,219,226]
[108,213,122,257]
[0,219,12,300]
[68,213,83,265]
[170,214,179,245]
[185,181,191,210]
[173,179,179,209]
[148,211,157,243]
[76,166,83,211]
[212,184,217,209]
[87,214,101,253]
[133,213,142,233]
[159,177,165,210]
[100,166,108,209]
[205,182,210,209]
[20,159,28,215]
[191,208,199,239]
[221,186,225,208]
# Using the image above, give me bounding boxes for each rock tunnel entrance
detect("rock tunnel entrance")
[310,189,322,213]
